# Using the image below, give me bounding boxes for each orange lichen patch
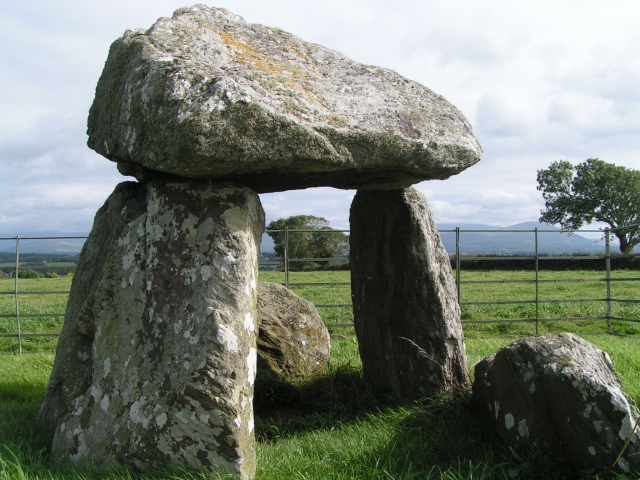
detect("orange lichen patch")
[218,30,328,111]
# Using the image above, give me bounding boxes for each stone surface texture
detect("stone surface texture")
[256,281,331,383]
[473,333,640,474]
[38,180,264,479]
[349,188,469,400]
[87,4,481,193]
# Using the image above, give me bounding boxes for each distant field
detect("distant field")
[1,269,639,354]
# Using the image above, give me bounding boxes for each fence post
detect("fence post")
[14,235,22,355]
[284,227,289,289]
[535,227,539,335]
[605,228,612,334]
[455,227,461,301]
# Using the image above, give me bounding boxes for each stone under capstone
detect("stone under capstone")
[349,187,469,399]
[87,4,481,192]
[38,179,264,479]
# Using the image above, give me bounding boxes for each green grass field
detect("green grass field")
[1,269,639,478]
[2,336,639,479]
[1,269,639,354]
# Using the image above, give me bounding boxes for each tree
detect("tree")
[14,269,40,279]
[537,159,640,254]
[266,215,349,269]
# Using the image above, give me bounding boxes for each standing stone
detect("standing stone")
[38,179,264,479]
[256,281,331,383]
[349,188,469,400]
[473,333,640,474]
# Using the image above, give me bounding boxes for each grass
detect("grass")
[3,335,640,479]
[1,268,639,353]
[0,269,639,478]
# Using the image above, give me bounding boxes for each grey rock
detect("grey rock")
[87,5,481,193]
[473,333,640,474]
[38,179,264,479]
[349,187,469,400]
[256,281,331,383]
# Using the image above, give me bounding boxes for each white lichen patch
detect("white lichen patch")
[247,348,257,385]
[200,265,212,281]
[244,312,254,332]
[517,419,529,438]
[90,385,103,402]
[101,395,110,412]
[505,413,515,430]
[103,358,111,378]
[183,328,200,345]
[248,419,254,435]
[217,325,239,353]
[619,413,636,441]
[155,412,168,428]
[618,458,630,472]
[122,251,136,271]
[234,416,242,428]
[224,252,237,264]
[588,446,596,456]
[206,306,215,316]
[174,320,183,334]
[610,386,630,413]
[129,397,151,428]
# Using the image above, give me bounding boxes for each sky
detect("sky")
[2,0,640,235]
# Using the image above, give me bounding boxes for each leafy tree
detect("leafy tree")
[537,159,640,253]
[14,269,40,279]
[266,215,349,269]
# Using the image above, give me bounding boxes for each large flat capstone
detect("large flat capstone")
[87,5,481,192]
[38,179,264,479]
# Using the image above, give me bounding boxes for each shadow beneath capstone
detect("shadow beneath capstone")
[253,364,399,443]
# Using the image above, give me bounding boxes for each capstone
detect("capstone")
[87,5,481,192]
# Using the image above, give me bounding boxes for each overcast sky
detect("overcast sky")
[2,0,639,235]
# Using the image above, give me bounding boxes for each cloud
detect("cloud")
[2,0,640,236]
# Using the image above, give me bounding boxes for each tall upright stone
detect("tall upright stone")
[38,179,264,479]
[349,188,469,400]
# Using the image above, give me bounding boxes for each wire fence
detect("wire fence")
[1,226,639,353]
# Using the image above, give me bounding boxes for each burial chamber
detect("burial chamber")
[38,5,481,479]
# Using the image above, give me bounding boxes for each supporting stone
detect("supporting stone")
[349,188,469,400]
[38,179,264,479]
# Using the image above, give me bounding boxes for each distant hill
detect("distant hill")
[0,232,87,254]
[437,221,607,255]
[0,223,619,256]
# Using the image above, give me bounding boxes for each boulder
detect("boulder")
[87,5,481,193]
[473,333,640,474]
[38,179,264,479]
[349,187,469,400]
[256,281,331,383]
